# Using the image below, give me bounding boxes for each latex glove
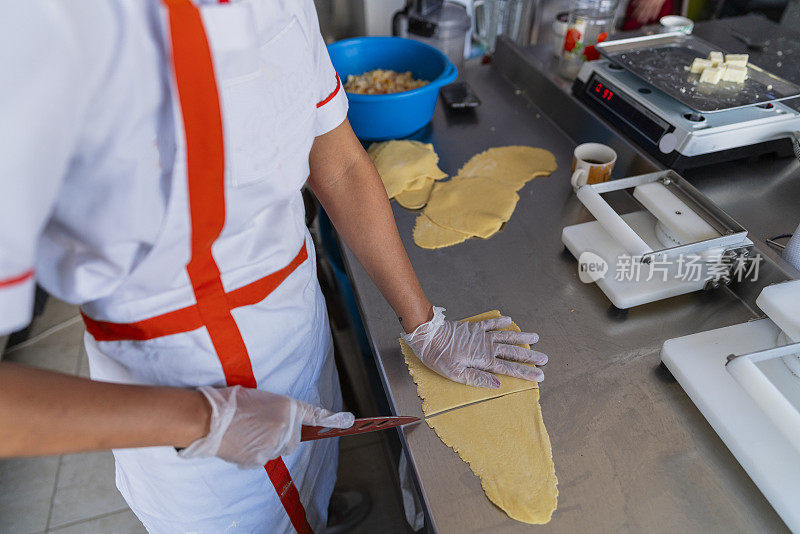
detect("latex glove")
[401,307,547,389]
[179,385,354,469]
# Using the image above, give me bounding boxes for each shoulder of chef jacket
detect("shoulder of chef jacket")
[0,0,348,336]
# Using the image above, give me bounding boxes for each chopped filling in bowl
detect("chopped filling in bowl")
[344,69,429,95]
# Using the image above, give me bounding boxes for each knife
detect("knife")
[301,415,420,441]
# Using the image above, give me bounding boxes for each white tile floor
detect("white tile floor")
[1,297,412,533]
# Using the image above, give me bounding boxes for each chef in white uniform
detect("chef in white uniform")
[0,1,548,532]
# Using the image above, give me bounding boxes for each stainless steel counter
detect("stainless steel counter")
[339,19,798,533]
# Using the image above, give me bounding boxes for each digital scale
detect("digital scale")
[662,279,800,531]
[573,33,800,169]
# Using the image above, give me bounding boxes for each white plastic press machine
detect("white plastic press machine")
[661,280,800,531]
[562,170,754,309]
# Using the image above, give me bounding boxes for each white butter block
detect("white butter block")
[708,51,724,66]
[725,53,749,68]
[700,66,724,84]
[722,65,747,83]
[690,58,714,74]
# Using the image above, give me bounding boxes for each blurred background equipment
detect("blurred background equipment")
[393,0,472,69]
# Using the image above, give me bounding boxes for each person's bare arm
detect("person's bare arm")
[308,119,432,333]
[0,361,210,458]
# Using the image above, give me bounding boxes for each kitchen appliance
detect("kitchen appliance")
[661,279,800,531]
[302,415,421,441]
[558,0,618,79]
[562,170,754,309]
[572,32,800,168]
[327,36,457,140]
[473,0,538,53]
[393,0,472,69]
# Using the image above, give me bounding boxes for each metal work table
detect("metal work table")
[340,17,798,533]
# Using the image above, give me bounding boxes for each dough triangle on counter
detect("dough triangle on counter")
[412,213,470,249]
[368,140,447,199]
[395,178,435,209]
[422,176,519,239]
[456,146,557,191]
[426,388,558,524]
[399,310,538,416]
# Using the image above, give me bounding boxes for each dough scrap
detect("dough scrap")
[456,146,557,191]
[412,213,470,249]
[427,389,558,524]
[368,140,447,198]
[396,178,435,209]
[400,310,538,416]
[423,176,519,239]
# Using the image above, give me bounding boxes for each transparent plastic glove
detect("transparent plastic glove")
[401,307,548,389]
[179,385,354,469]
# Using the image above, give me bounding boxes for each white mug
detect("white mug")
[571,143,617,192]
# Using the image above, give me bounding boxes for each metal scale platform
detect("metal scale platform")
[661,280,800,531]
[573,33,800,168]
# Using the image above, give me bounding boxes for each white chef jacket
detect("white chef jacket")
[0,0,349,532]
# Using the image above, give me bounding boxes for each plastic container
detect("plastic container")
[558,0,618,80]
[327,37,457,141]
[552,11,569,57]
[405,2,471,71]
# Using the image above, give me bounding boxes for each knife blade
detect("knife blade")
[301,415,420,442]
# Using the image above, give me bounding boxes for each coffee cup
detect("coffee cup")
[571,143,617,192]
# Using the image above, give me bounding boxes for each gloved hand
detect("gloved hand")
[179,385,354,469]
[401,307,547,389]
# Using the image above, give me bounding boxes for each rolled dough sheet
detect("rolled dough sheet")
[427,388,558,524]
[400,310,538,416]
[423,176,519,239]
[368,140,447,198]
[412,213,470,249]
[396,178,435,209]
[456,146,557,191]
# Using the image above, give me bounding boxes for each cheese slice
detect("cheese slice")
[721,64,747,83]
[690,58,713,74]
[700,66,724,84]
[725,53,749,68]
[707,51,724,67]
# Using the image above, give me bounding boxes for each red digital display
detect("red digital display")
[586,75,671,144]
[593,81,614,101]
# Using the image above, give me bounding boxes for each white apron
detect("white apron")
[0,0,349,532]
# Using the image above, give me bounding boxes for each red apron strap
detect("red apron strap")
[81,242,307,342]
[161,1,314,532]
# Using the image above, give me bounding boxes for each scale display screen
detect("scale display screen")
[586,76,671,144]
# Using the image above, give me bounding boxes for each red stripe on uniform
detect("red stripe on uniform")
[81,243,307,342]
[316,73,341,108]
[161,1,314,532]
[0,269,34,289]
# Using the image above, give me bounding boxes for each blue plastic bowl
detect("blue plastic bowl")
[327,37,457,141]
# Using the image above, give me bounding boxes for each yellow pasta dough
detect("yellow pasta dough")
[423,176,519,239]
[412,213,470,249]
[395,178,435,209]
[368,140,447,198]
[400,310,537,416]
[427,389,558,524]
[456,146,557,191]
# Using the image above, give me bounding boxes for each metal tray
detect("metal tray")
[596,32,800,113]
